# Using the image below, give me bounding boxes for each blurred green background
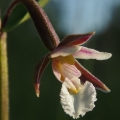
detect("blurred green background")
[1,0,120,120]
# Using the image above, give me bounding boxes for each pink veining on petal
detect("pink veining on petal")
[75,59,110,92]
[80,47,92,54]
[61,63,81,80]
[73,46,112,60]
[58,32,95,47]
[52,58,81,82]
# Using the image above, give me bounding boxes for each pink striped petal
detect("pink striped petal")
[75,60,110,92]
[58,32,95,47]
[73,46,112,60]
[34,53,51,97]
[52,59,81,82]
[50,45,81,58]
[61,63,81,80]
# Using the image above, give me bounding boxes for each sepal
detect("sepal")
[58,32,95,47]
[34,53,50,97]
[75,60,110,92]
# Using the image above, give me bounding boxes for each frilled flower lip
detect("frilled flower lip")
[34,32,112,97]
[60,78,97,119]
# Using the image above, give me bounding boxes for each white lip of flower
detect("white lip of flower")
[60,77,97,119]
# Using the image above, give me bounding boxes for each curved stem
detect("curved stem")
[1,0,20,33]
[20,0,60,51]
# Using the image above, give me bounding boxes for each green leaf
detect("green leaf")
[3,0,49,32]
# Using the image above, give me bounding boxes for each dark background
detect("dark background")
[1,0,120,120]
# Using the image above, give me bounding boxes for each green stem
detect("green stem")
[0,32,9,120]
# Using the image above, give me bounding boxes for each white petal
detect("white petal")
[60,81,97,119]
[50,46,81,58]
[70,77,81,90]
[63,78,77,91]
[73,46,112,60]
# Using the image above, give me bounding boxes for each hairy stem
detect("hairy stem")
[0,32,9,120]
[20,0,60,50]
[1,0,20,33]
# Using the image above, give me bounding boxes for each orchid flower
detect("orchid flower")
[34,32,112,119]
